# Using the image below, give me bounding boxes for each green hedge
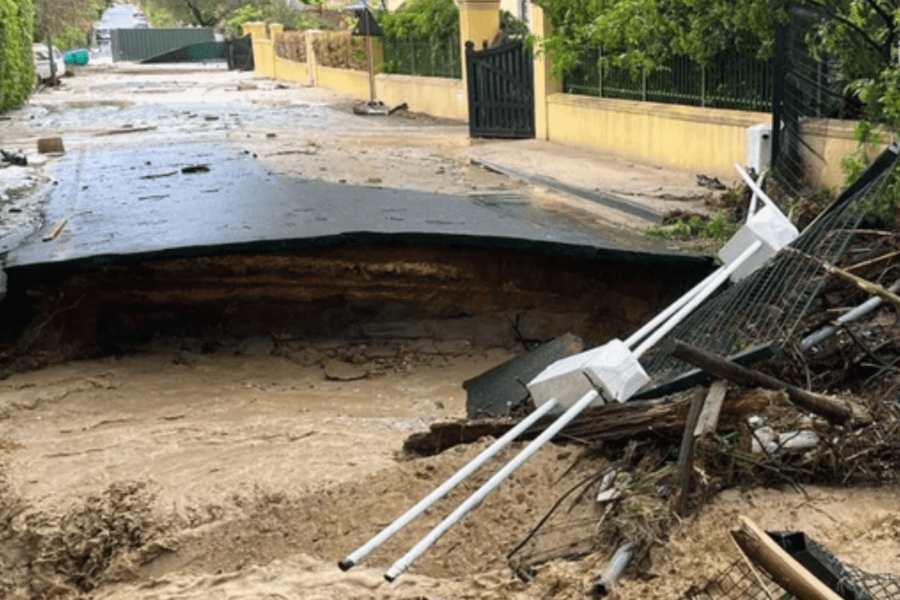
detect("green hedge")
[0,0,35,113]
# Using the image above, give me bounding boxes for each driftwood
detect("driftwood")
[674,386,707,515]
[665,340,872,425]
[404,390,776,457]
[731,516,843,600]
[822,259,900,312]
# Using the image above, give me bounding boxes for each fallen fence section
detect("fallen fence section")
[638,143,900,389]
[682,517,900,600]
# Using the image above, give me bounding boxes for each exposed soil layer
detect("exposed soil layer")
[2,243,709,368]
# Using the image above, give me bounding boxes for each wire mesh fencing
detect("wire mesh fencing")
[679,559,779,600]
[638,144,900,389]
[770,3,878,199]
[679,534,900,600]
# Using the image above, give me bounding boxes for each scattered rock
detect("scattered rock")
[323,360,368,381]
[181,165,210,174]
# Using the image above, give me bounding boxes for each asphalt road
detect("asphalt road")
[6,141,632,271]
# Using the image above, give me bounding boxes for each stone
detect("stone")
[324,360,368,381]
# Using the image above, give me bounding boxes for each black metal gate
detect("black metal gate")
[227,37,254,71]
[465,40,534,139]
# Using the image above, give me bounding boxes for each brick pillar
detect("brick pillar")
[530,2,563,141]
[269,23,284,39]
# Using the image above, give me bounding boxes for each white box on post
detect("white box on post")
[718,203,798,282]
[527,339,650,412]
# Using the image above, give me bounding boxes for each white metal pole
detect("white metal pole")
[800,279,900,350]
[626,176,763,351]
[384,390,599,582]
[735,164,777,212]
[746,170,768,216]
[338,398,558,571]
[632,239,763,359]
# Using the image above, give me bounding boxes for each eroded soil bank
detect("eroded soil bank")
[2,243,709,367]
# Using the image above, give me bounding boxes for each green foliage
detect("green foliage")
[34,0,105,50]
[647,210,739,247]
[224,0,330,37]
[0,0,35,112]
[377,0,459,43]
[500,10,529,38]
[534,0,787,80]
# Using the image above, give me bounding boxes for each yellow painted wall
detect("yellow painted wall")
[274,55,310,85]
[316,66,371,100]
[798,119,895,190]
[376,75,467,121]
[547,93,769,181]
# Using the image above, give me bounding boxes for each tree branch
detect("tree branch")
[803,0,891,61]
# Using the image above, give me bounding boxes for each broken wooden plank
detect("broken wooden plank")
[42,218,68,242]
[665,339,871,425]
[694,379,728,437]
[731,516,843,600]
[675,386,707,515]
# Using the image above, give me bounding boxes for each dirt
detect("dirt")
[0,63,897,599]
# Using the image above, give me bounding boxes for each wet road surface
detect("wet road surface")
[6,142,631,270]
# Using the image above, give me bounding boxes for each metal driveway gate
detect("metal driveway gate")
[465,40,535,139]
[111,28,215,62]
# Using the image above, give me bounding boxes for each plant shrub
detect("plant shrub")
[0,0,35,113]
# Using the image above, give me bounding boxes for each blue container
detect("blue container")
[64,49,90,65]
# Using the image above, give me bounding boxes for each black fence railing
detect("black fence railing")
[566,49,773,112]
[382,36,462,79]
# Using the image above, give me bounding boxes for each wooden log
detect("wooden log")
[674,386,707,515]
[403,389,775,456]
[665,340,871,425]
[731,516,843,600]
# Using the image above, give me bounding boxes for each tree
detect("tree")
[534,0,788,78]
[140,0,327,29]
[377,0,459,43]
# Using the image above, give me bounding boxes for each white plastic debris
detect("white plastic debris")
[751,426,779,455]
[779,430,821,451]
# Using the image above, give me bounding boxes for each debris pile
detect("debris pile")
[380,147,900,592]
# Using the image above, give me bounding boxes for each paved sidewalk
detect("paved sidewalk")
[462,138,719,226]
